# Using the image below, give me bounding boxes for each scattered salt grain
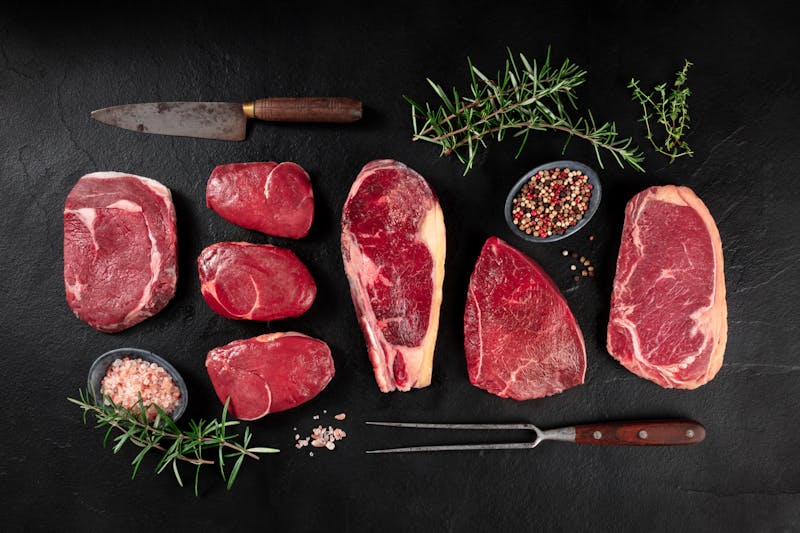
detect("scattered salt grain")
[294,416,347,453]
[312,415,319,420]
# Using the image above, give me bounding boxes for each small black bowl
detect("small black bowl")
[504,160,602,243]
[88,347,188,422]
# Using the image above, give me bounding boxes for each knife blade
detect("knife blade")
[90,97,362,141]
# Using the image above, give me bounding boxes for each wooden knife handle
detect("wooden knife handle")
[573,419,705,446]
[243,97,362,123]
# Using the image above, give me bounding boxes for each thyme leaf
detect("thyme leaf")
[405,47,644,175]
[68,389,279,496]
[629,59,694,163]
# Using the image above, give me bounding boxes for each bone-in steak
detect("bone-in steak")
[607,185,727,389]
[206,161,314,239]
[206,332,334,420]
[464,236,586,400]
[341,159,446,392]
[64,172,177,333]
[198,242,316,321]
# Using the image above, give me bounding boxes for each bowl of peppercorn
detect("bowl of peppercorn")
[504,160,601,242]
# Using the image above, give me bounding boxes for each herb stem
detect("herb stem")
[406,47,644,174]
[68,389,278,495]
[629,60,693,163]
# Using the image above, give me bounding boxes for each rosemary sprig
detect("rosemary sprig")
[628,59,694,163]
[405,47,644,174]
[68,388,278,495]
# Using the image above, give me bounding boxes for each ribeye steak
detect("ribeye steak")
[464,236,586,400]
[64,171,177,333]
[198,242,316,321]
[341,159,446,392]
[607,185,727,389]
[206,332,334,420]
[206,161,314,239]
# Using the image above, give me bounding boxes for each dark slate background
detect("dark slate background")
[2,2,798,531]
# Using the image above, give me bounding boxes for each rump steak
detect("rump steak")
[206,332,334,420]
[341,159,446,392]
[464,237,586,400]
[198,242,316,321]
[206,161,314,239]
[64,172,178,333]
[607,185,727,389]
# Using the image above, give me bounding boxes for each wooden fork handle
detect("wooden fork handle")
[573,419,705,446]
[243,97,362,123]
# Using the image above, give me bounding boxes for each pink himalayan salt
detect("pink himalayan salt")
[100,357,181,423]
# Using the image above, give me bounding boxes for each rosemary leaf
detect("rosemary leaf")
[407,47,643,174]
[68,388,278,494]
[227,455,246,491]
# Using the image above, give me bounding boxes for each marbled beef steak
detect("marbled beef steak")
[607,185,727,389]
[63,172,177,333]
[206,332,334,420]
[464,236,586,400]
[206,161,314,239]
[198,242,316,321]
[341,160,446,392]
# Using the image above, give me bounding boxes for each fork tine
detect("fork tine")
[366,442,535,454]
[365,421,536,431]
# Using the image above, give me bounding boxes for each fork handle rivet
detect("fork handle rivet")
[638,430,648,439]
[592,431,602,440]
[686,429,695,438]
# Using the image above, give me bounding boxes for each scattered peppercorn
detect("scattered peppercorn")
[511,167,593,238]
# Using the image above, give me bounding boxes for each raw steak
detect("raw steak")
[198,242,316,321]
[464,237,586,400]
[206,161,314,239]
[607,185,727,389]
[341,159,446,392]
[64,172,177,333]
[206,332,334,420]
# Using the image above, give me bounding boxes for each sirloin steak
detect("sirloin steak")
[464,237,586,400]
[64,172,177,333]
[607,185,727,389]
[341,159,446,392]
[206,161,314,239]
[206,332,334,420]
[198,242,316,321]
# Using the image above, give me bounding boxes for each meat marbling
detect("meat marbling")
[341,159,446,392]
[64,171,177,333]
[206,332,334,420]
[464,236,586,400]
[206,161,314,239]
[198,242,316,321]
[607,185,727,389]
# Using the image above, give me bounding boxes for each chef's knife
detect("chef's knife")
[90,97,362,141]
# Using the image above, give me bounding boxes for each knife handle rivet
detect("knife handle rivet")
[686,429,695,439]
[592,431,602,440]
[638,430,648,439]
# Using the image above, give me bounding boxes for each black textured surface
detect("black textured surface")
[2,3,799,531]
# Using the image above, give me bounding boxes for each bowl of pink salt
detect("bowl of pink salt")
[88,348,188,423]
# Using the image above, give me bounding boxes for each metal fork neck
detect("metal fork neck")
[539,426,576,443]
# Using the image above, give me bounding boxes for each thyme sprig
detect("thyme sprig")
[628,59,694,163]
[68,388,278,495]
[405,47,644,174]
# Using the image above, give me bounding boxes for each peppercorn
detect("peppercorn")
[510,167,593,237]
